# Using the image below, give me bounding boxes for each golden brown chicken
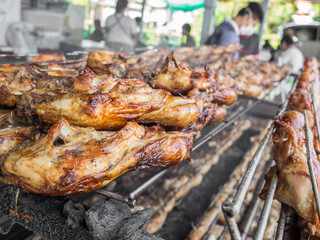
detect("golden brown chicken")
[36,85,206,130]
[87,51,127,77]
[149,54,193,95]
[0,126,38,157]
[260,111,320,236]
[187,85,237,106]
[0,119,193,195]
[150,55,238,106]
[30,53,66,63]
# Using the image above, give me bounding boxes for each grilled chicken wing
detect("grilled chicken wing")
[149,54,193,95]
[0,119,193,195]
[260,111,320,236]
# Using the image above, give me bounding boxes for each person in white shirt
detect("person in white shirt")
[278,34,304,74]
[104,0,138,54]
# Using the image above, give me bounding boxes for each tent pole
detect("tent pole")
[258,0,270,49]
[201,0,218,45]
[140,0,146,38]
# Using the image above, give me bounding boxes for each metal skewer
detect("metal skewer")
[275,205,287,240]
[304,109,320,220]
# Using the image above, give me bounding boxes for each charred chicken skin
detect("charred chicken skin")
[0,119,193,195]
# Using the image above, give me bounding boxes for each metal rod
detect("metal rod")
[202,212,222,240]
[222,123,274,217]
[240,160,273,240]
[0,51,88,58]
[96,189,135,207]
[303,109,320,220]
[222,77,297,239]
[218,226,228,240]
[223,208,242,240]
[275,205,287,240]
[128,168,169,200]
[311,85,320,152]
[254,170,278,240]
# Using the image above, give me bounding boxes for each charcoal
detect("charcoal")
[116,208,153,237]
[118,229,163,240]
[85,199,162,240]
[85,198,131,240]
[0,185,93,240]
[116,208,163,240]
[62,200,85,229]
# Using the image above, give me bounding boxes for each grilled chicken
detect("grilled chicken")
[150,55,238,106]
[36,75,212,130]
[36,92,205,130]
[72,68,117,94]
[30,53,66,63]
[0,119,193,195]
[0,126,37,156]
[187,85,237,106]
[260,111,320,236]
[150,54,193,95]
[87,51,127,77]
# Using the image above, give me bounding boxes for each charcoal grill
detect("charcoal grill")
[0,50,291,240]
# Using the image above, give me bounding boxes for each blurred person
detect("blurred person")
[206,2,263,60]
[240,34,259,57]
[134,17,147,52]
[181,23,196,47]
[135,17,142,32]
[278,34,304,74]
[89,20,103,42]
[104,0,138,54]
[258,39,275,62]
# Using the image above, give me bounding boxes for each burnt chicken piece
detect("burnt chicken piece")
[260,111,320,236]
[0,119,193,195]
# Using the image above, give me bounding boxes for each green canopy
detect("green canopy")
[165,0,205,12]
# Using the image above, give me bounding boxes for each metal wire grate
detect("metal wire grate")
[222,61,320,240]
[221,77,299,240]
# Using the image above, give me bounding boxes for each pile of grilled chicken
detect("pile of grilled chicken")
[141,45,289,99]
[0,50,239,196]
[260,57,320,237]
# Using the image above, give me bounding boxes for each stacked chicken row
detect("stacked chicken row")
[260,57,320,237]
[0,51,238,196]
[133,45,290,99]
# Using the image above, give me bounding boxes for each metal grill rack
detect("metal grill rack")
[222,64,320,240]
[0,47,234,71]
[95,81,288,207]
